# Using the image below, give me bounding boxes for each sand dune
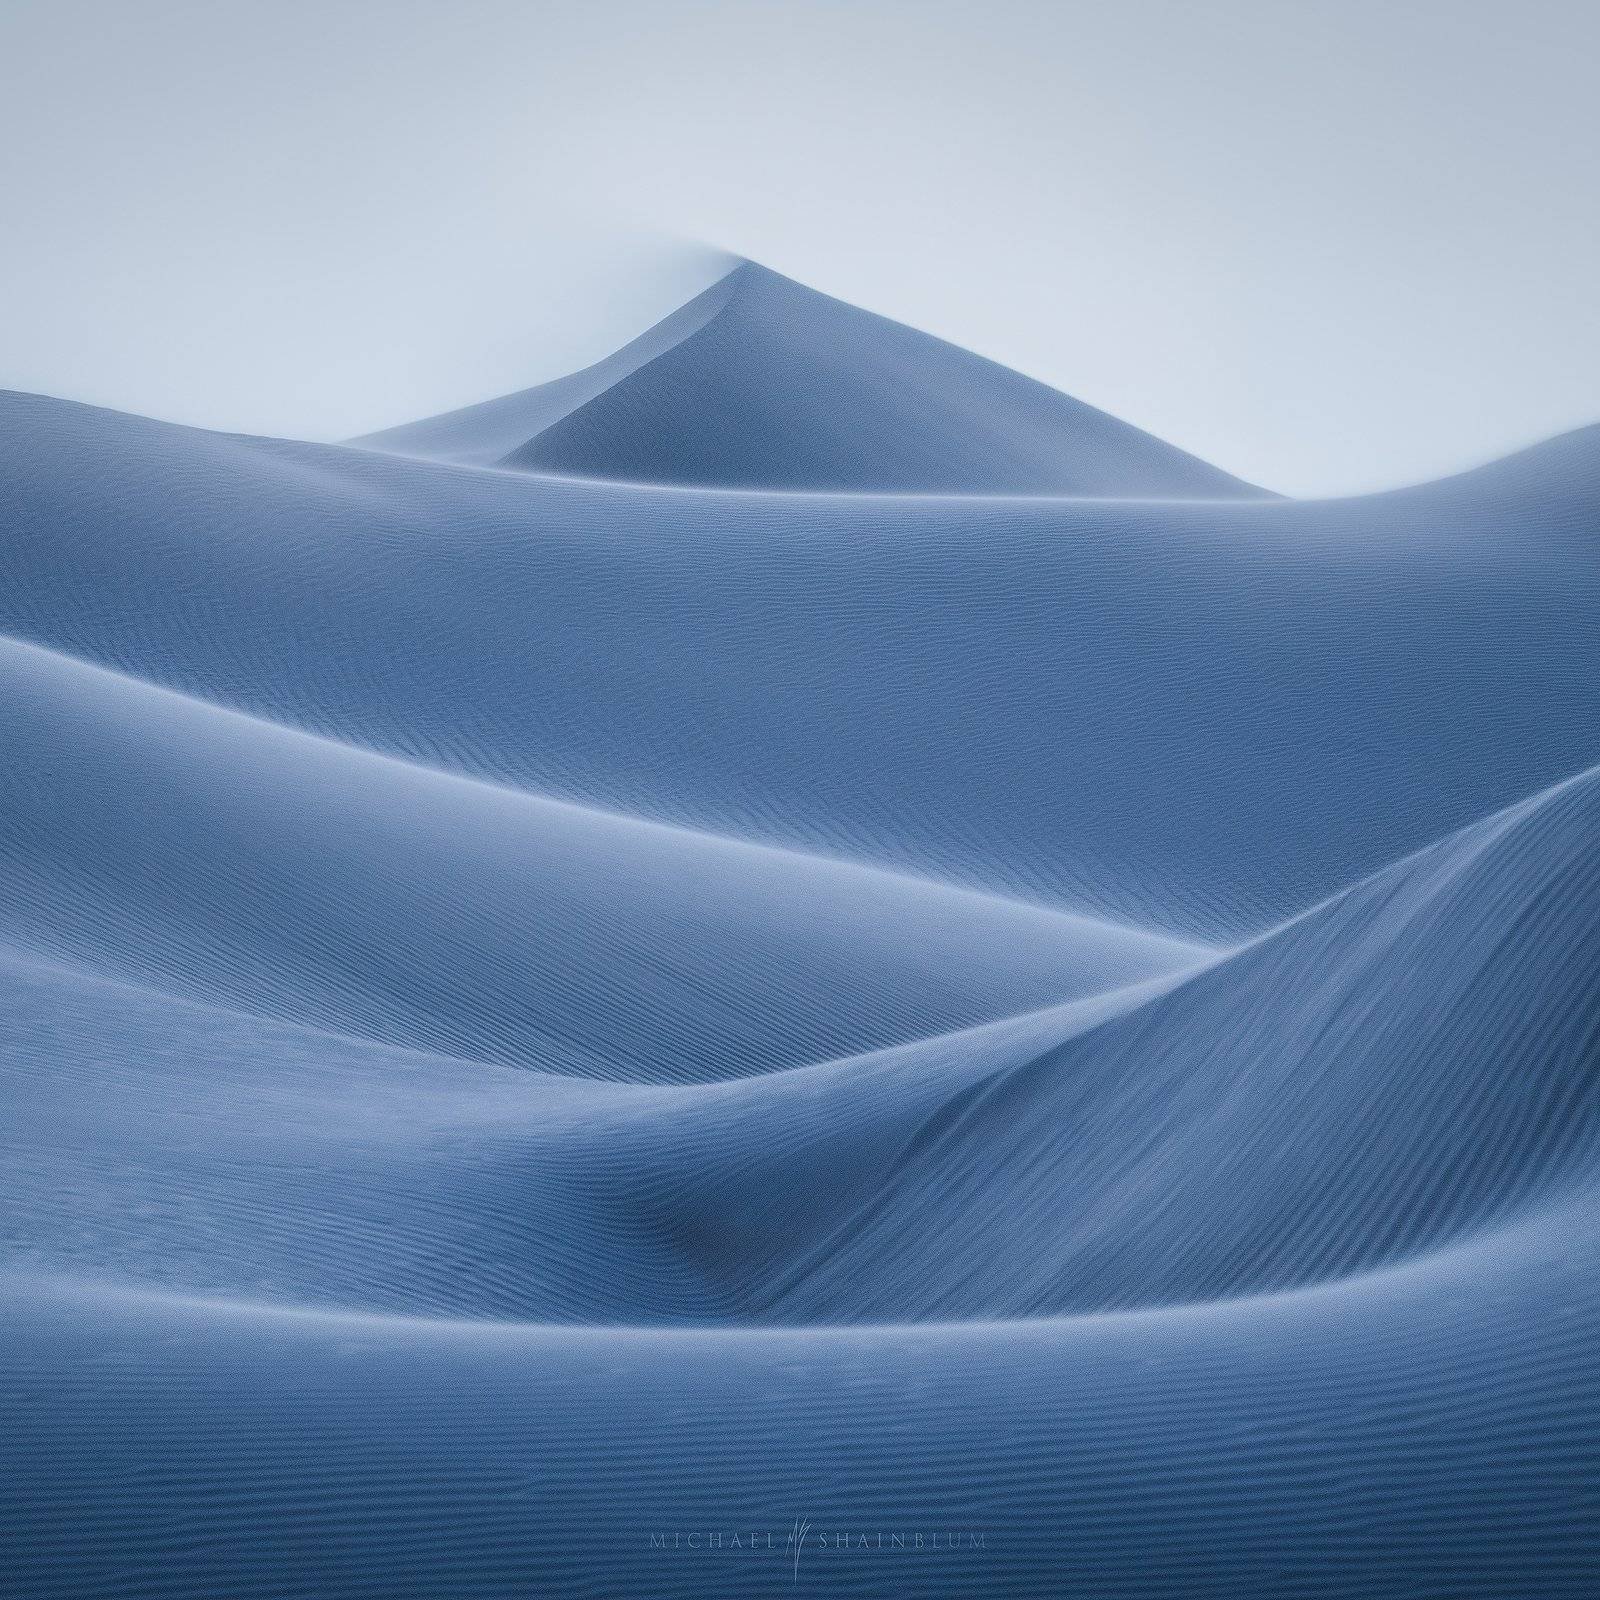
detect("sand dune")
[359,263,1270,497]
[3,261,1600,1595]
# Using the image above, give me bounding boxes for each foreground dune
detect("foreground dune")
[2,261,1598,1595]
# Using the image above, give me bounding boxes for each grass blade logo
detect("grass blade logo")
[788,1516,811,1581]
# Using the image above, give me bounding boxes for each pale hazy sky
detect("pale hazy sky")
[2,0,1597,495]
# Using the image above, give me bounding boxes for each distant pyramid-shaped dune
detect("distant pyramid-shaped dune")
[357,262,1271,498]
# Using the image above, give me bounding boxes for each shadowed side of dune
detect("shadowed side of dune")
[348,272,744,467]
[685,764,1600,1322]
